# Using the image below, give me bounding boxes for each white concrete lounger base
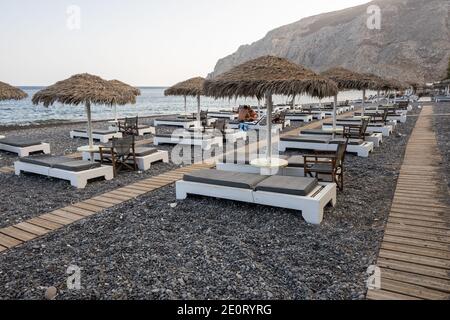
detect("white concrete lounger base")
[82,150,169,171]
[14,162,114,189]
[279,140,374,158]
[286,115,314,122]
[154,136,223,150]
[322,124,392,137]
[176,180,337,225]
[70,131,123,143]
[216,162,305,177]
[0,142,50,157]
[154,120,197,129]
[208,113,238,120]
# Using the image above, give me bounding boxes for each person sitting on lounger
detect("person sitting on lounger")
[238,106,257,122]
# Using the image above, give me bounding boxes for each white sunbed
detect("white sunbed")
[354,111,407,124]
[81,147,169,171]
[108,122,156,136]
[0,137,51,157]
[15,155,114,189]
[207,112,239,120]
[285,113,314,122]
[434,96,450,102]
[227,122,284,132]
[176,169,337,225]
[70,129,123,143]
[154,118,197,129]
[322,120,393,137]
[279,136,374,158]
[300,129,383,148]
[154,132,224,150]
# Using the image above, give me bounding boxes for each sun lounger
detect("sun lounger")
[354,111,407,123]
[15,155,114,188]
[176,169,336,225]
[154,132,223,150]
[70,129,122,143]
[322,120,393,137]
[434,96,450,102]
[82,146,169,171]
[285,113,314,122]
[279,136,374,157]
[300,129,383,148]
[154,118,197,129]
[207,112,239,120]
[227,122,284,132]
[109,123,155,136]
[0,137,51,157]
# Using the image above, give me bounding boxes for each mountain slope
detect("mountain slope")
[209,0,450,83]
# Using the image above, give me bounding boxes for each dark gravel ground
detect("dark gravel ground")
[432,103,450,187]
[0,109,421,300]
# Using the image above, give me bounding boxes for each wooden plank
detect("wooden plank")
[387,223,450,237]
[380,278,449,300]
[14,222,50,236]
[101,192,134,201]
[110,189,141,197]
[390,204,448,214]
[392,201,447,210]
[83,199,115,209]
[390,211,449,223]
[125,185,151,192]
[72,202,105,212]
[389,217,450,230]
[92,196,123,205]
[383,234,450,251]
[377,258,450,281]
[367,289,421,301]
[390,207,448,219]
[40,213,74,225]
[381,268,450,293]
[27,217,62,230]
[132,183,158,190]
[379,250,450,269]
[0,233,22,248]
[382,242,450,260]
[50,210,85,221]
[63,206,96,217]
[0,226,37,242]
[385,227,450,244]
[0,244,7,252]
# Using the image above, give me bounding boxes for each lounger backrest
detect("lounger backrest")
[336,138,348,167]
[360,117,370,135]
[112,135,135,156]
[213,119,226,133]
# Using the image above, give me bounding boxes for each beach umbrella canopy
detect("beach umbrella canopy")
[205,56,338,163]
[165,77,205,125]
[322,67,381,129]
[0,81,28,101]
[109,79,141,122]
[32,73,140,149]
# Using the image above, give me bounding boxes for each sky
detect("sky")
[0,0,371,86]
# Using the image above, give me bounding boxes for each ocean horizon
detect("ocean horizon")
[1,87,373,126]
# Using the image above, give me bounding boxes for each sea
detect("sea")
[0,87,372,126]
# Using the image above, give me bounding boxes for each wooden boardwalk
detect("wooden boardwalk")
[367,106,450,300]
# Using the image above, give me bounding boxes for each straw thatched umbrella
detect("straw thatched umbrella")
[205,56,338,163]
[0,81,28,101]
[109,80,141,122]
[32,73,140,151]
[322,67,380,130]
[164,77,205,126]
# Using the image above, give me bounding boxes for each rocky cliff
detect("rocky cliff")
[209,0,450,83]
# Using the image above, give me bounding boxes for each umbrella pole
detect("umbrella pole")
[265,93,273,161]
[377,90,380,111]
[86,102,93,149]
[361,89,366,117]
[333,95,338,134]
[114,104,118,122]
[196,94,201,128]
[184,95,187,120]
[257,99,261,120]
